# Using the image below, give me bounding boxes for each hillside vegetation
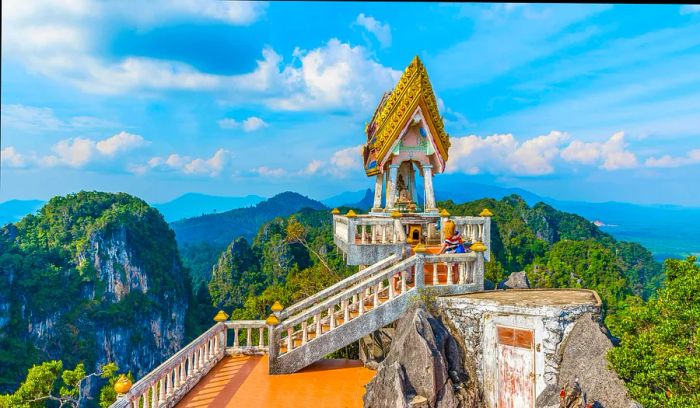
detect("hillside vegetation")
[0,192,189,402]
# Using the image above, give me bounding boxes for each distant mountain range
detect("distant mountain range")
[170,191,326,246]
[153,193,265,222]
[3,182,698,261]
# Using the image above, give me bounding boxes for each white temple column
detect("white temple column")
[423,164,437,212]
[372,173,383,212]
[386,164,399,210]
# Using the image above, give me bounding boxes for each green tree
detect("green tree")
[607,257,700,408]
[0,361,118,408]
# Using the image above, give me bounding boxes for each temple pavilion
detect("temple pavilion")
[363,56,449,215]
[110,56,493,408]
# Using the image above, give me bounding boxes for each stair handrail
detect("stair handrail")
[281,253,401,318]
[279,255,419,330]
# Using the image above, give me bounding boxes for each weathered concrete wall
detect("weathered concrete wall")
[437,290,601,408]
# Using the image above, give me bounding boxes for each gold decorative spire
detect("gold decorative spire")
[364,56,450,176]
[479,208,493,217]
[265,314,280,326]
[346,209,358,218]
[470,242,487,252]
[213,310,229,322]
[114,375,132,395]
[439,208,450,217]
[331,208,340,215]
[271,301,284,313]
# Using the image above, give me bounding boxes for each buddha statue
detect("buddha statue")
[396,174,417,212]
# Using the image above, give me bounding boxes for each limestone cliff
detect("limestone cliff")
[0,192,188,402]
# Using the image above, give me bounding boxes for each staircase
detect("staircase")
[269,250,484,374]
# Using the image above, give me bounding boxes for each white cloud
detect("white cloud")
[304,160,323,175]
[1,131,148,169]
[560,132,637,170]
[330,145,363,175]
[1,0,265,95]
[95,131,147,156]
[560,140,601,164]
[255,166,286,177]
[218,116,268,132]
[2,0,397,115]
[263,39,401,112]
[645,149,700,168]
[447,131,568,176]
[681,5,700,15]
[48,137,96,167]
[355,13,392,48]
[1,104,119,133]
[1,147,27,168]
[138,149,231,176]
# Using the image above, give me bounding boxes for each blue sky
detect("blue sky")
[2,2,699,205]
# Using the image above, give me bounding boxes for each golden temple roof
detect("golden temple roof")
[363,56,450,176]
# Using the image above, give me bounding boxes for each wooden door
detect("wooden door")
[497,326,535,408]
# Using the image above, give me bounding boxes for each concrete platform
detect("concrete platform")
[176,355,375,408]
[451,288,601,308]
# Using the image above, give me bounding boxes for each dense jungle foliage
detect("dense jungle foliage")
[0,192,188,403]
[1,191,677,406]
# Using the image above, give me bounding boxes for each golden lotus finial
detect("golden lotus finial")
[265,314,280,326]
[479,208,493,217]
[439,208,450,217]
[470,241,487,253]
[331,208,340,215]
[114,374,132,395]
[271,301,284,312]
[213,310,229,322]
[346,209,357,218]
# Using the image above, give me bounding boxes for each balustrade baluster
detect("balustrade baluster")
[159,376,166,403]
[382,225,387,243]
[150,383,158,408]
[328,306,336,330]
[175,361,181,388]
[247,328,252,348]
[286,328,293,351]
[343,298,350,322]
[459,262,465,284]
[401,270,407,294]
[259,327,265,347]
[389,272,395,299]
[166,369,173,397]
[432,263,438,285]
[131,396,139,408]
[373,284,379,307]
[359,290,365,315]
[446,263,453,284]
[302,321,308,344]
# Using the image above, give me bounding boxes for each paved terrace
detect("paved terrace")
[176,355,374,408]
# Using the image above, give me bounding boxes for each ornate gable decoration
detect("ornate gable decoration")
[363,56,450,176]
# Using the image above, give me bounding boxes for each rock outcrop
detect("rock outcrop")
[537,313,640,408]
[0,192,188,401]
[497,271,530,289]
[363,305,480,408]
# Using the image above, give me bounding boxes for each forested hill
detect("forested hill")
[171,191,326,247]
[0,192,189,400]
[440,194,662,303]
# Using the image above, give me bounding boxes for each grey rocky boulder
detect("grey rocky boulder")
[497,271,530,289]
[363,304,480,408]
[537,313,640,408]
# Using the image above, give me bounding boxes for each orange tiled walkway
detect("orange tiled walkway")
[176,355,375,408]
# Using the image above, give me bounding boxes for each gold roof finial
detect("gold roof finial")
[213,310,229,322]
[265,314,280,326]
[271,301,284,313]
[470,242,487,252]
[479,208,493,217]
[346,209,357,218]
[114,375,132,395]
[331,208,340,215]
[439,208,450,217]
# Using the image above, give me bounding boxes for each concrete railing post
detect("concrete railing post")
[415,254,425,289]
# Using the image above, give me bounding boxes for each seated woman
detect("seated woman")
[439,220,465,254]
